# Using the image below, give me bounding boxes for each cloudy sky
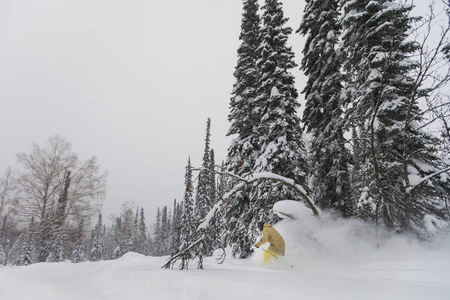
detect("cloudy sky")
[1,0,306,221]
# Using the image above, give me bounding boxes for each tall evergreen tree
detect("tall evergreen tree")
[119,204,134,254]
[132,207,139,252]
[195,118,213,223]
[169,199,181,254]
[227,0,308,259]
[138,208,148,255]
[209,150,217,204]
[252,0,307,222]
[225,0,261,260]
[341,0,450,237]
[71,217,86,263]
[227,0,262,176]
[217,161,229,198]
[16,217,36,266]
[37,212,52,262]
[180,158,195,253]
[161,206,169,255]
[153,208,162,256]
[91,214,103,261]
[298,0,352,216]
[254,0,306,184]
[103,224,114,260]
[112,217,124,259]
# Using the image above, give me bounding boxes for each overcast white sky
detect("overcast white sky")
[1,0,307,221]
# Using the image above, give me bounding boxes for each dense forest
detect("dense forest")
[1,0,449,267]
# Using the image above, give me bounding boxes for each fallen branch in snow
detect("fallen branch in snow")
[161,236,205,270]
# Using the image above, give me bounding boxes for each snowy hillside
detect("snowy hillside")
[1,204,449,300]
[1,247,448,300]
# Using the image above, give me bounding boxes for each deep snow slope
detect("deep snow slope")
[0,247,449,300]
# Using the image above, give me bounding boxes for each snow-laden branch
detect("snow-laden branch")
[194,169,319,231]
[406,166,450,194]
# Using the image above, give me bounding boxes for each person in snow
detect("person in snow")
[255,222,285,263]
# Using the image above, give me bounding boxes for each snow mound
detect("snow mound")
[273,200,317,220]
[117,252,148,262]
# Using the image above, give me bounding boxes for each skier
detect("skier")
[255,221,285,264]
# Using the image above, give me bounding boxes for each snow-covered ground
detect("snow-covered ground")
[1,203,449,300]
[1,248,449,300]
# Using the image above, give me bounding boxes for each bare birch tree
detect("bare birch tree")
[15,135,107,261]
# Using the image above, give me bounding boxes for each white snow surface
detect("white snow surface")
[273,199,315,219]
[270,86,281,97]
[1,206,450,300]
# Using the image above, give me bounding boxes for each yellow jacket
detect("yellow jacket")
[255,223,285,256]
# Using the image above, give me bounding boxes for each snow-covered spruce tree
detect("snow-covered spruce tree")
[71,217,86,263]
[225,0,262,259]
[16,217,36,266]
[152,208,162,256]
[152,205,172,256]
[254,0,307,187]
[36,213,52,262]
[120,203,134,254]
[350,126,372,219]
[195,118,213,223]
[213,161,230,254]
[169,199,181,255]
[194,119,215,256]
[341,0,450,237]
[161,206,169,255]
[91,214,103,261]
[180,158,195,254]
[341,0,399,226]
[209,150,217,205]
[112,217,124,259]
[207,150,222,251]
[298,0,352,217]
[227,0,261,176]
[132,207,139,252]
[138,208,148,255]
[167,201,175,254]
[102,224,114,260]
[252,0,307,223]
